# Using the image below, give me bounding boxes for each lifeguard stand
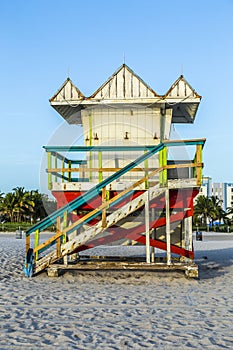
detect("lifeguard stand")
[24,64,205,278]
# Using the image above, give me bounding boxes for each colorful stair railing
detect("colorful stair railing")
[24,139,205,277]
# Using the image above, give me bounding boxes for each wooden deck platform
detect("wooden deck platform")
[46,257,198,278]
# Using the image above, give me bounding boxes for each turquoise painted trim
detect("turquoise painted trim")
[70,160,87,165]
[26,143,164,236]
[44,146,158,152]
[43,139,206,153]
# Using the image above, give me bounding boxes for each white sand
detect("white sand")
[1,232,233,349]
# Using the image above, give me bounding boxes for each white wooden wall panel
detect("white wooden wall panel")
[81,106,170,182]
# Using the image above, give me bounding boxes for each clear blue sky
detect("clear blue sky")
[0,0,233,193]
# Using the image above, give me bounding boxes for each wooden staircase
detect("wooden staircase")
[24,139,205,278]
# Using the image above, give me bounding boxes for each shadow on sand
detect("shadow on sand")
[195,247,233,280]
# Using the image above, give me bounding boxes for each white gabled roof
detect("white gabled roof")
[50,65,201,125]
[50,78,85,103]
[91,64,158,99]
[165,75,201,99]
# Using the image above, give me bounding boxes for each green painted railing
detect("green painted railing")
[44,140,205,188]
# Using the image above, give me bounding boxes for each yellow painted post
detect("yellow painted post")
[106,189,110,202]
[193,152,197,178]
[54,153,58,182]
[98,151,103,183]
[34,229,39,261]
[68,160,72,182]
[102,187,107,228]
[163,147,168,186]
[63,211,68,244]
[47,152,52,190]
[196,144,203,186]
[56,216,61,258]
[26,235,30,255]
[159,149,163,185]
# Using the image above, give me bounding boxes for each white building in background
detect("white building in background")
[198,177,233,211]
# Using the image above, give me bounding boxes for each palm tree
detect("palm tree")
[0,191,4,202]
[0,188,56,223]
[0,191,5,222]
[226,206,233,225]
[26,190,56,223]
[194,195,216,228]
[194,195,228,230]
[209,196,226,225]
[0,192,18,222]
[12,187,35,222]
[29,190,47,223]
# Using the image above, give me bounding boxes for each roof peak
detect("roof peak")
[90,63,158,99]
[50,64,201,102]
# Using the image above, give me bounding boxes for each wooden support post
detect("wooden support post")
[159,146,167,186]
[106,189,110,202]
[165,188,171,265]
[196,144,203,186]
[89,152,92,181]
[184,216,193,256]
[98,151,103,183]
[63,211,68,265]
[68,160,72,182]
[47,152,52,190]
[163,147,168,186]
[159,149,163,185]
[151,208,155,263]
[56,216,61,258]
[144,151,149,189]
[79,164,83,181]
[151,229,155,263]
[160,113,165,142]
[102,187,107,228]
[26,235,30,255]
[145,190,150,264]
[34,229,39,261]
[63,211,68,244]
[54,153,58,182]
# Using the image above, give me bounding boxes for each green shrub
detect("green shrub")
[0,222,55,232]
